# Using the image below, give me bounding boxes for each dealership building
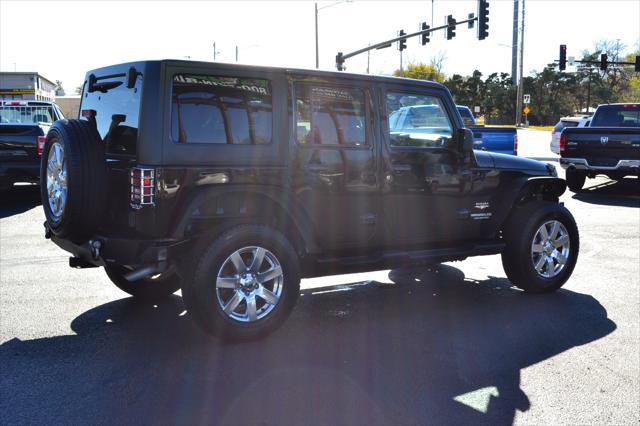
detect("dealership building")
[0,72,56,101]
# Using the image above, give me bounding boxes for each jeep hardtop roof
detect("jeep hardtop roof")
[84,59,449,91]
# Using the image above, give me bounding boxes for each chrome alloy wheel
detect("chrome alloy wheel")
[531,220,570,278]
[46,142,67,222]
[215,246,284,322]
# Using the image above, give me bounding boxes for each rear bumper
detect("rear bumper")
[560,157,640,173]
[0,162,40,184]
[48,228,189,270]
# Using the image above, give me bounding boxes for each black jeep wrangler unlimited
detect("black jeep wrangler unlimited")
[41,60,578,340]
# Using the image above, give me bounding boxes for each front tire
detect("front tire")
[565,168,586,192]
[502,202,579,293]
[181,225,300,341]
[104,264,182,299]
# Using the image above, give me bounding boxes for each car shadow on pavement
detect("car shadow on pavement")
[0,265,616,426]
[572,177,640,207]
[0,185,41,218]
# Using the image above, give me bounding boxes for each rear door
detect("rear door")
[290,79,379,250]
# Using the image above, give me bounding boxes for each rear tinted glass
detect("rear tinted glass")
[0,106,55,124]
[80,70,142,155]
[171,74,272,145]
[591,105,640,127]
[553,120,578,133]
[457,107,475,126]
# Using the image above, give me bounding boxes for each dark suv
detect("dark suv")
[41,60,579,340]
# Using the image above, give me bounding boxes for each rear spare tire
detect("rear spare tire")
[40,119,107,241]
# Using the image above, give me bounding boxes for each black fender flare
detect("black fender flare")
[495,176,567,232]
[169,185,318,254]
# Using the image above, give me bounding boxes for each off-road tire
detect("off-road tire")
[565,168,586,192]
[502,201,579,293]
[104,264,182,299]
[181,225,300,341]
[40,119,106,241]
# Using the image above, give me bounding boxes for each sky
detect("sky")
[1,0,639,93]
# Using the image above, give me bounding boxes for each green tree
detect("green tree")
[393,62,445,83]
[54,80,65,96]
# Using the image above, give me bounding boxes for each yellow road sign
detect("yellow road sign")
[523,106,530,115]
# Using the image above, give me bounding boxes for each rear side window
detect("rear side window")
[171,74,272,144]
[591,105,640,127]
[295,85,367,146]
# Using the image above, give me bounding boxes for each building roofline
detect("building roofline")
[0,71,56,86]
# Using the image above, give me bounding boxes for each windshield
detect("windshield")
[591,105,640,127]
[0,105,55,124]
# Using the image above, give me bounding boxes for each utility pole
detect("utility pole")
[400,50,403,76]
[367,44,370,74]
[511,0,519,85]
[515,0,525,126]
[213,42,217,61]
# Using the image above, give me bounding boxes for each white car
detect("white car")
[550,116,590,154]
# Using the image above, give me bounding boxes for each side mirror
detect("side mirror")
[457,128,474,154]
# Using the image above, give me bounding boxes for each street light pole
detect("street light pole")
[515,0,525,126]
[315,3,319,68]
[315,1,351,69]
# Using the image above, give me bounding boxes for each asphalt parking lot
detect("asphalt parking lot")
[1,129,638,425]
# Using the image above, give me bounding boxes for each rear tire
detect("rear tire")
[181,225,300,341]
[502,201,579,293]
[40,119,107,241]
[104,264,181,299]
[565,168,586,192]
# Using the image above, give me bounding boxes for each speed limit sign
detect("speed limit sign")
[523,94,531,104]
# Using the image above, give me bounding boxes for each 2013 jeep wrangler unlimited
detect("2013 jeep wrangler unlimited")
[41,60,578,340]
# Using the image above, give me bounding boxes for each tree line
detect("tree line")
[395,41,640,125]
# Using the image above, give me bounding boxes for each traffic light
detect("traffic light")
[559,45,567,71]
[446,15,456,40]
[398,30,407,51]
[478,0,489,40]
[635,55,639,72]
[600,53,608,71]
[336,52,345,71]
[421,22,430,45]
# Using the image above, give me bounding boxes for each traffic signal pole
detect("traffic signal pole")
[335,16,478,70]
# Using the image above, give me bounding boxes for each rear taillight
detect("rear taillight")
[130,167,155,208]
[513,134,518,154]
[559,132,566,152]
[37,136,46,156]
